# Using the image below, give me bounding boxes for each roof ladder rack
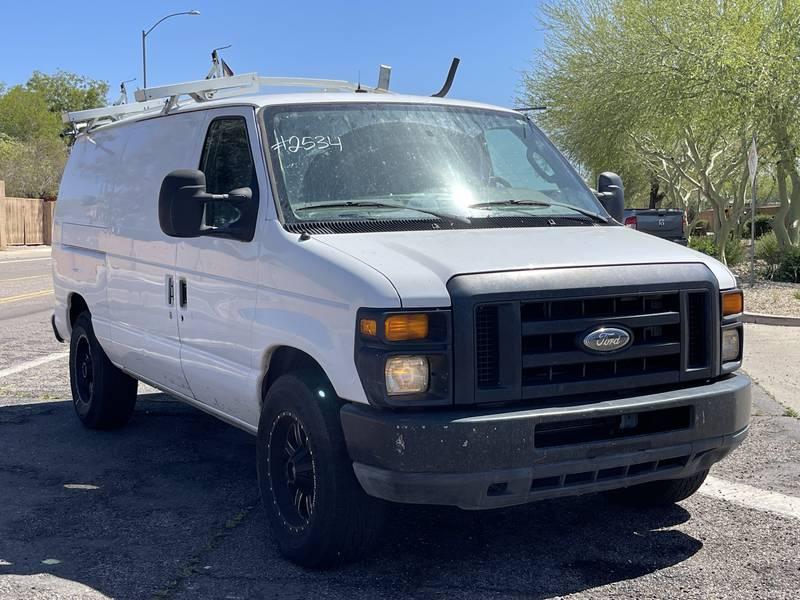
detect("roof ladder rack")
[62,53,399,133]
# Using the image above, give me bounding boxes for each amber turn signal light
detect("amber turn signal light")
[385,314,429,341]
[359,318,377,337]
[721,291,743,316]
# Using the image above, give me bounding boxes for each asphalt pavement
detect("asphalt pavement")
[1,248,799,600]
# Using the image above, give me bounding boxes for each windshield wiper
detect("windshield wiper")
[468,199,609,224]
[296,200,471,224]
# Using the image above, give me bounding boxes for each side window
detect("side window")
[199,117,259,233]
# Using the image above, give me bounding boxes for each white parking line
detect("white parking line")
[0,352,69,379]
[700,475,800,520]
[0,257,51,264]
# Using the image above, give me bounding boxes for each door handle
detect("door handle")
[179,278,188,308]
[167,276,175,306]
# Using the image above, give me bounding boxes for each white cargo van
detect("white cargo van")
[53,70,750,567]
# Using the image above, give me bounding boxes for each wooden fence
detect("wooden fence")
[0,188,56,249]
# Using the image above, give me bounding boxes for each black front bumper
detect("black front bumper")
[340,374,751,509]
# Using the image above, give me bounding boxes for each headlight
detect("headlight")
[722,328,741,363]
[385,356,429,395]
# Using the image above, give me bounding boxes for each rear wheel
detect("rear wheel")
[257,371,385,567]
[609,470,709,506]
[69,312,138,429]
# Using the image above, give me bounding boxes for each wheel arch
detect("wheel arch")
[261,346,331,403]
[68,292,90,327]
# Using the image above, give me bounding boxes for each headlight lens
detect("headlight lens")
[385,356,429,395]
[722,329,741,362]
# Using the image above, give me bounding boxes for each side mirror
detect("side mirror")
[159,170,252,237]
[159,169,209,237]
[595,172,625,223]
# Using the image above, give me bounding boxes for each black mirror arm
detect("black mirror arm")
[595,187,621,201]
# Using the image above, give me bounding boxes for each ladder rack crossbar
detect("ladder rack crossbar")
[62,100,166,124]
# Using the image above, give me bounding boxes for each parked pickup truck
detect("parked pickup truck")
[624,208,688,244]
[53,70,749,568]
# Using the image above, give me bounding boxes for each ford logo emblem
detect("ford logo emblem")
[581,327,632,353]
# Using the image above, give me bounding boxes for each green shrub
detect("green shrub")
[723,238,745,266]
[689,236,716,256]
[742,215,773,239]
[775,247,800,283]
[688,235,744,266]
[755,231,783,270]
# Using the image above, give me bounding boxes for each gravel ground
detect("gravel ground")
[742,281,800,317]
[729,262,800,316]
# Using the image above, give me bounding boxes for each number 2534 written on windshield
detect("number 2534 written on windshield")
[271,135,343,153]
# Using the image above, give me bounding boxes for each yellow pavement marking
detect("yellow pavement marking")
[0,289,54,304]
[0,275,50,283]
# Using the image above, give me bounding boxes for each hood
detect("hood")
[314,226,736,307]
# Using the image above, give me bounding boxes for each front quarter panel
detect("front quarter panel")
[252,222,401,408]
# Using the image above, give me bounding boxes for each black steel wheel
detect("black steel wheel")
[257,370,386,567]
[73,333,95,413]
[69,312,138,430]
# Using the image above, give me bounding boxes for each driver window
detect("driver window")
[199,117,258,229]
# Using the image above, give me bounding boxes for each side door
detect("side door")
[175,108,264,426]
[106,113,204,398]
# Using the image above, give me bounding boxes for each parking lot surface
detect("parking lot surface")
[1,251,799,599]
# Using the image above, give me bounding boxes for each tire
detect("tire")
[609,469,709,507]
[257,371,386,568]
[69,312,138,430]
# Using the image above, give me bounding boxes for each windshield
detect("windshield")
[262,103,605,228]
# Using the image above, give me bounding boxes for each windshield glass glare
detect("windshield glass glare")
[262,103,603,225]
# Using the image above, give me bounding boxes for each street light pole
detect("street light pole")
[141,29,147,89]
[141,10,200,90]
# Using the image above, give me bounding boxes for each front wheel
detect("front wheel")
[69,312,138,429]
[609,470,709,507]
[257,371,385,568]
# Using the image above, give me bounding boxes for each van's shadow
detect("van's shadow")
[0,396,702,599]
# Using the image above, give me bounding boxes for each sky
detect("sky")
[0,0,546,108]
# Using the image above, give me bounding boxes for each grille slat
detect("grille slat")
[521,311,680,336]
[522,342,680,369]
[521,371,681,398]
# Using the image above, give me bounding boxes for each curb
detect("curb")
[743,312,800,327]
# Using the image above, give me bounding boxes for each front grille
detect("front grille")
[473,287,713,405]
